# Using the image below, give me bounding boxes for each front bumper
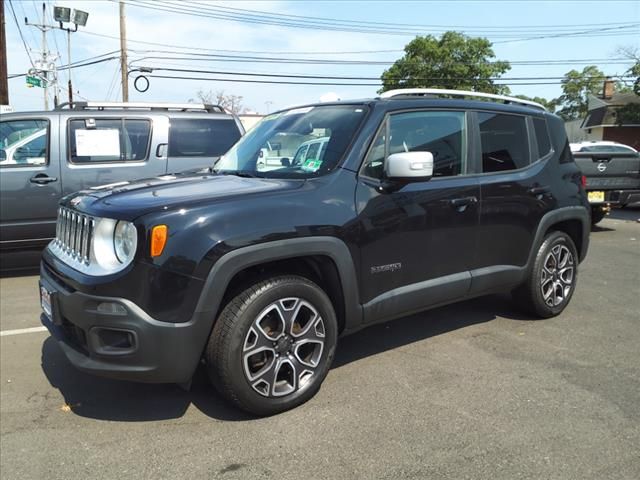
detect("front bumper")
[40,263,213,383]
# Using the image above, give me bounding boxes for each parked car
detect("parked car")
[39,89,590,415]
[0,102,244,257]
[570,141,640,224]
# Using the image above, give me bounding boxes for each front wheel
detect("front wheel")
[513,231,579,318]
[205,275,338,416]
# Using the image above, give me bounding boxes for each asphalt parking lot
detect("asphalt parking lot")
[1,210,639,480]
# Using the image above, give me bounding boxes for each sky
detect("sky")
[4,0,640,113]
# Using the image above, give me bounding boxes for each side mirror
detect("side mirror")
[0,149,6,162]
[280,157,291,167]
[385,151,433,180]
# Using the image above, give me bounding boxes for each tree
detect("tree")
[515,95,557,113]
[616,45,640,95]
[554,66,604,120]
[379,31,511,94]
[191,89,246,114]
[615,103,640,125]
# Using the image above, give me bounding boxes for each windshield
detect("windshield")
[215,104,368,178]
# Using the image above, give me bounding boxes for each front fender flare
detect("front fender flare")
[194,236,363,332]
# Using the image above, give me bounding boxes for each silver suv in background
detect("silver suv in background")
[0,102,244,266]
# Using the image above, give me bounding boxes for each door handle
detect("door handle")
[449,196,478,211]
[156,143,168,158]
[527,186,550,196]
[30,174,58,185]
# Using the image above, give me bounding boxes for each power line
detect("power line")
[131,0,637,37]
[16,0,39,50]
[129,51,634,67]
[121,0,640,40]
[143,73,602,87]
[78,30,404,55]
[183,0,639,32]
[7,0,35,67]
[8,55,119,79]
[133,65,635,83]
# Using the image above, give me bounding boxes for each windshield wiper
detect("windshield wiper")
[212,169,259,178]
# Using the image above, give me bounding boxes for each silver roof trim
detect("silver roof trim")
[379,88,547,111]
[55,102,228,113]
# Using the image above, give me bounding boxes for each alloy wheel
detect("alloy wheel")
[540,244,575,307]
[242,297,326,397]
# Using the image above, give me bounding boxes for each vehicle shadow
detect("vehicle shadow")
[591,224,614,233]
[608,206,640,222]
[41,293,531,422]
[591,206,640,232]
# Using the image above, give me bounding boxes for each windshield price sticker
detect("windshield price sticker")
[301,158,322,172]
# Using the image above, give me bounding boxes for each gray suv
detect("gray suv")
[0,102,244,259]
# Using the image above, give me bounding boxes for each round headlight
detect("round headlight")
[114,221,137,264]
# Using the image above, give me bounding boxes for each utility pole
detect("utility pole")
[0,0,9,106]
[25,3,59,109]
[119,0,128,102]
[41,2,49,109]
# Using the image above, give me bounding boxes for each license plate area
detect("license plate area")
[588,191,605,203]
[40,286,52,318]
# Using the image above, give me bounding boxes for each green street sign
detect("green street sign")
[26,76,45,88]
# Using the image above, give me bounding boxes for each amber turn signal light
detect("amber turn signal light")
[150,225,168,257]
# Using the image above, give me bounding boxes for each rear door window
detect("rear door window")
[479,112,530,173]
[168,118,241,158]
[68,118,151,164]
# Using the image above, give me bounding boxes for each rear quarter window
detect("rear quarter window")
[168,118,241,158]
[532,117,552,158]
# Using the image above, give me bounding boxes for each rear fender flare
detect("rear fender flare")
[525,206,590,270]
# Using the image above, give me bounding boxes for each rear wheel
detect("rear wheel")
[205,275,338,416]
[513,231,579,318]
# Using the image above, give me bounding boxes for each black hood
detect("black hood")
[61,172,304,221]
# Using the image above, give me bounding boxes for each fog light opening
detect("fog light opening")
[97,302,127,316]
[91,327,137,355]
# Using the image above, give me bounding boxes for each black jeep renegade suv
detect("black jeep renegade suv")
[39,89,590,415]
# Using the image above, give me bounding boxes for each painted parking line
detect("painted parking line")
[0,326,48,337]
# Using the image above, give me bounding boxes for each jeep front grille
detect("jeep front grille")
[54,207,94,265]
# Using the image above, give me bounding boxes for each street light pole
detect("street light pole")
[67,29,72,104]
[52,6,88,105]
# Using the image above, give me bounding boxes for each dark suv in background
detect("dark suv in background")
[0,102,244,269]
[39,89,590,415]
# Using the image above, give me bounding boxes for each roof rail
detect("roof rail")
[379,88,547,111]
[55,101,228,113]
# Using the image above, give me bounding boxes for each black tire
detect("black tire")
[205,275,338,416]
[591,206,606,225]
[513,231,579,318]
